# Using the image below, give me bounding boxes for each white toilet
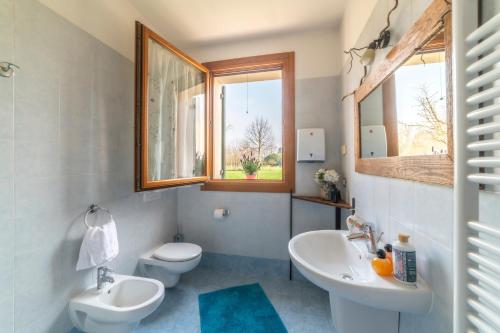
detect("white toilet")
[139,242,202,288]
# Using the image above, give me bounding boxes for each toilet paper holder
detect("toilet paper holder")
[214,208,230,218]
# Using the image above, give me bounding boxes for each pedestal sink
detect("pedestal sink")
[288,230,432,333]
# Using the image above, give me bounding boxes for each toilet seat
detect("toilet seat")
[152,243,202,262]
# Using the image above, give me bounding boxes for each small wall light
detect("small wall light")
[360,42,377,66]
[0,62,20,78]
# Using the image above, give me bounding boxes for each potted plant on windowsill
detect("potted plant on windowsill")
[240,154,261,180]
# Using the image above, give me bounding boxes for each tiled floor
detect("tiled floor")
[71,253,335,333]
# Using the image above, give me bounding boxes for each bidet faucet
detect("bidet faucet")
[97,266,114,290]
[347,223,382,254]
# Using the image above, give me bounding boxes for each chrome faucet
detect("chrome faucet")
[347,223,383,254]
[97,266,114,290]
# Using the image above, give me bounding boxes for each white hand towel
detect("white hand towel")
[76,218,119,271]
[101,218,119,261]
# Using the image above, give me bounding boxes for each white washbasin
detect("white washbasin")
[288,230,432,314]
[69,274,164,333]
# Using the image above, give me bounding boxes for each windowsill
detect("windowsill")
[201,179,293,193]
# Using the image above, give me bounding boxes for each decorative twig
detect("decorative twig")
[379,0,399,39]
[341,90,357,102]
[341,0,399,101]
[344,47,367,73]
[360,66,368,85]
[420,53,427,66]
[341,65,368,102]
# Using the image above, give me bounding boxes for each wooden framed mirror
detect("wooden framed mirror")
[354,0,453,185]
[135,22,210,191]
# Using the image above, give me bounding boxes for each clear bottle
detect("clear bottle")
[392,234,417,286]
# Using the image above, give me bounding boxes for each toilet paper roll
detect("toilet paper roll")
[213,209,227,219]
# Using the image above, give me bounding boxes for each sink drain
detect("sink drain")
[340,273,353,281]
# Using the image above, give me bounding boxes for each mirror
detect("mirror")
[135,23,209,190]
[359,28,448,159]
[354,0,453,185]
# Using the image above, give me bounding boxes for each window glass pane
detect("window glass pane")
[213,70,283,180]
[147,38,206,181]
[394,49,447,156]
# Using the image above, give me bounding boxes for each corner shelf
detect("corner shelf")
[292,195,352,210]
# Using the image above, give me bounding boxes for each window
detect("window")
[202,53,295,192]
[135,23,294,192]
[135,23,209,191]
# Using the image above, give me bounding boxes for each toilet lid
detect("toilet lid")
[152,243,202,262]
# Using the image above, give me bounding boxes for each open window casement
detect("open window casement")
[135,22,211,191]
[135,23,295,193]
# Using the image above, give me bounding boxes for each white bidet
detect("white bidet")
[69,274,164,333]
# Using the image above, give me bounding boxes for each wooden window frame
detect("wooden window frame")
[135,22,211,191]
[201,52,295,193]
[354,0,453,186]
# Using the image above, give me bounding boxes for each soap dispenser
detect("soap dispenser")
[345,198,363,233]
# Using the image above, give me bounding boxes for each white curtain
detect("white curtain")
[147,39,205,181]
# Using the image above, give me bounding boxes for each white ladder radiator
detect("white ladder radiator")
[454,1,500,332]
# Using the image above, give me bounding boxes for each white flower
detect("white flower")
[324,169,340,184]
[314,168,340,186]
[314,168,326,185]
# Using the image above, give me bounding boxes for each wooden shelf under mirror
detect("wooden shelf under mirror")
[353,0,453,186]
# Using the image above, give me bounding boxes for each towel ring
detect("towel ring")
[84,204,113,228]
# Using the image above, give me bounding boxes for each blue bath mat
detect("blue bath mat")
[198,283,287,333]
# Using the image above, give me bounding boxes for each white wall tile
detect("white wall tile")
[371,176,390,238]
[178,187,291,260]
[388,179,415,229]
[414,183,453,250]
[413,231,453,309]
[388,219,414,244]
[352,172,375,222]
[0,219,14,301]
[0,297,14,333]
[0,179,13,220]
[292,200,339,235]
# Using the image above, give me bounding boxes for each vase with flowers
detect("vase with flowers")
[240,154,261,180]
[314,168,341,202]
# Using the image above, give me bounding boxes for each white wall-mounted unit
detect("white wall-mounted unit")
[361,125,387,158]
[297,128,325,162]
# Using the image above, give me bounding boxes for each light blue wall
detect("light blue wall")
[178,75,344,261]
[0,1,178,332]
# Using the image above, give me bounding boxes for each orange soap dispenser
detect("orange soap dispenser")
[371,249,393,276]
[384,243,393,262]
